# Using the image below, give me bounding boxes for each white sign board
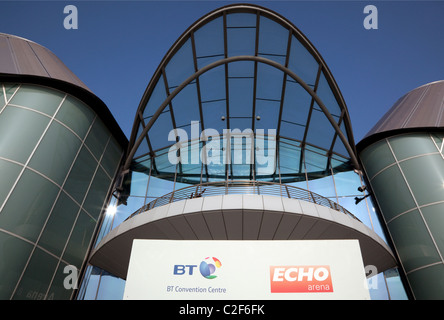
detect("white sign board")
[124,239,369,300]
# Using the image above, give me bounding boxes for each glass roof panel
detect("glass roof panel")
[332,135,348,158]
[279,80,311,138]
[194,16,224,59]
[147,108,174,152]
[142,74,167,120]
[202,100,227,134]
[228,76,253,117]
[305,103,336,151]
[228,61,254,124]
[227,60,254,78]
[165,39,195,89]
[256,62,283,101]
[316,70,342,118]
[255,99,280,131]
[226,12,257,28]
[331,120,349,157]
[258,15,289,64]
[133,123,150,158]
[229,117,252,132]
[227,27,256,57]
[170,82,201,136]
[199,65,225,102]
[287,35,319,87]
[279,121,306,141]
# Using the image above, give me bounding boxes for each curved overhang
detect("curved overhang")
[125,3,359,176]
[0,33,128,148]
[357,80,444,152]
[89,195,397,279]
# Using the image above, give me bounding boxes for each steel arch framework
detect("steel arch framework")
[124,4,360,178]
[124,54,359,170]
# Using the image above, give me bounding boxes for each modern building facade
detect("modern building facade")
[81,4,408,300]
[0,33,127,299]
[5,3,437,300]
[358,80,444,299]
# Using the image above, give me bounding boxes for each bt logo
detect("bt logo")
[173,257,222,279]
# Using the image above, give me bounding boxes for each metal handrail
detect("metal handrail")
[125,180,360,222]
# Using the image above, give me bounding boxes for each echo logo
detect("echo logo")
[270,266,333,293]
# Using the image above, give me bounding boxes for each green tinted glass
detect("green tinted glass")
[0,169,59,242]
[10,85,64,116]
[12,248,58,300]
[28,121,82,185]
[0,106,50,163]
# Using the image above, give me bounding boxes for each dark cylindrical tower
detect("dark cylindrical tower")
[0,33,127,299]
[358,80,444,299]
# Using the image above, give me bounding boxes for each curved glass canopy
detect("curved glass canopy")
[124,4,358,185]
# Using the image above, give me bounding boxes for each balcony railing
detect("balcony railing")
[125,180,360,222]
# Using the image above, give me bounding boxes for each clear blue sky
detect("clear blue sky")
[2,0,444,143]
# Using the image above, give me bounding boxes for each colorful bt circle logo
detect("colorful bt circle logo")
[199,257,222,279]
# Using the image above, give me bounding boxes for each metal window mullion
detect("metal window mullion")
[429,132,444,159]
[142,158,154,207]
[0,84,8,114]
[190,31,205,132]
[162,67,182,176]
[301,64,322,150]
[161,67,177,130]
[223,11,231,180]
[190,31,209,180]
[328,157,340,205]
[327,109,346,167]
[142,119,155,159]
[2,84,21,113]
[276,28,292,138]
[250,12,260,181]
[1,84,5,105]
[299,64,322,180]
